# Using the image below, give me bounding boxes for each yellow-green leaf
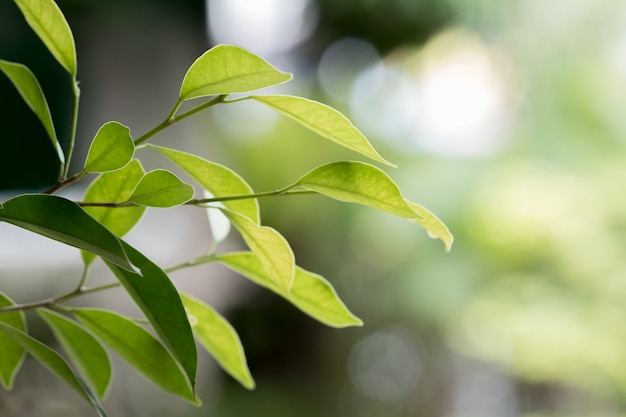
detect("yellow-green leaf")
[406,200,454,252]
[14,0,77,75]
[181,293,254,389]
[180,45,292,100]
[251,95,394,166]
[0,292,26,390]
[128,169,194,207]
[84,122,134,173]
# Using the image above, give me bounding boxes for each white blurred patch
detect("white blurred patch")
[204,190,231,244]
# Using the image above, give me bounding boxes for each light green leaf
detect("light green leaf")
[38,309,112,399]
[14,0,77,75]
[81,160,146,265]
[216,252,362,328]
[223,210,295,292]
[251,95,394,166]
[181,293,254,389]
[128,169,194,207]
[180,44,292,100]
[0,292,26,390]
[148,144,259,223]
[104,241,197,391]
[406,200,454,252]
[84,122,134,173]
[296,161,420,219]
[0,322,107,416]
[0,194,135,272]
[73,309,197,404]
[0,60,64,164]
[204,191,231,243]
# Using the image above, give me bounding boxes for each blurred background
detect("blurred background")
[2,0,626,416]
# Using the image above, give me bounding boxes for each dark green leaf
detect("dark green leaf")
[223,210,295,292]
[73,308,197,404]
[0,194,135,272]
[104,241,197,391]
[38,309,112,399]
[181,293,254,389]
[0,322,107,416]
[0,60,64,164]
[148,144,260,223]
[0,292,26,390]
[180,45,292,100]
[129,169,194,207]
[252,95,394,166]
[14,0,77,75]
[84,122,134,173]
[216,252,363,328]
[81,160,146,265]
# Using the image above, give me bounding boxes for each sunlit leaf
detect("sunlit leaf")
[38,309,112,399]
[81,160,146,265]
[0,292,26,390]
[0,60,64,164]
[296,161,420,219]
[406,200,454,252]
[216,252,362,328]
[204,191,231,243]
[84,122,134,173]
[148,144,259,223]
[0,322,107,416]
[104,241,197,390]
[0,194,135,272]
[181,293,254,389]
[223,210,295,292]
[128,169,194,207]
[73,309,197,404]
[180,45,292,100]
[14,0,77,75]
[251,95,394,166]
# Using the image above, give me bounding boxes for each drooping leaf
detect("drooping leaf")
[84,122,134,173]
[0,322,107,416]
[72,309,197,404]
[181,293,254,389]
[13,0,77,75]
[251,95,394,166]
[104,241,197,391]
[406,200,454,252]
[81,159,146,265]
[216,252,363,328]
[223,210,295,292]
[0,60,64,164]
[148,144,260,223]
[128,169,194,207]
[296,161,420,219]
[0,194,135,272]
[180,45,292,100]
[38,309,112,399]
[204,191,231,243]
[0,292,26,390]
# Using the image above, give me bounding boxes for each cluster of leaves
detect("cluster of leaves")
[0,0,452,415]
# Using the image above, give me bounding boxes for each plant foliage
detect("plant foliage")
[0,0,453,414]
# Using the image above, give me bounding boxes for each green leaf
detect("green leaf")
[148,144,259,223]
[216,252,362,328]
[180,293,254,390]
[223,210,295,292]
[0,322,107,416]
[0,292,26,390]
[296,161,420,219]
[180,44,292,100]
[0,194,135,272]
[14,0,77,75]
[81,160,146,265]
[406,200,454,252]
[0,60,64,164]
[104,241,197,391]
[128,169,194,207]
[251,95,394,167]
[38,309,112,399]
[84,122,134,173]
[72,309,197,404]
